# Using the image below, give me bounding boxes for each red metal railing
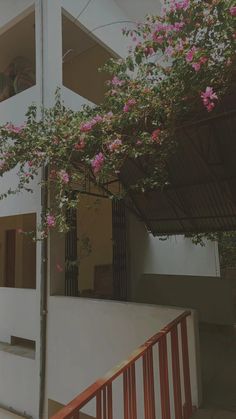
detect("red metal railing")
[52,310,194,419]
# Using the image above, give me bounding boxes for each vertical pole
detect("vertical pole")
[181,318,193,419]
[171,326,183,419]
[159,335,171,419]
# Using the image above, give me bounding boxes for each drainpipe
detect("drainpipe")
[39,0,47,418]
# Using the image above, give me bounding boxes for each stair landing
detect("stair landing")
[192,409,236,418]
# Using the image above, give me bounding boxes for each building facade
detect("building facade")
[0,1,228,418]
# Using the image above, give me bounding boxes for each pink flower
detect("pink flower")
[168,0,190,12]
[174,22,185,31]
[108,139,122,152]
[152,33,164,44]
[80,122,93,132]
[111,76,124,87]
[206,102,215,112]
[165,46,174,57]
[200,56,208,65]
[201,87,218,102]
[80,115,103,132]
[74,138,85,150]
[192,62,201,72]
[201,87,218,112]
[5,123,25,134]
[46,215,56,228]
[106,111,114,118]
[59,170,70,184]
[91,114,103,124]
[176,40,184,52]
[144,47,155,56]
[186,46,197,63]
[123,99,137,112]
[230,6,236,16]
[91,152,105,175]
[151,129,161,143]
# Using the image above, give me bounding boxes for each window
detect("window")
[62,10,115,104]
[0,7,36,103]
[0,213,36,289]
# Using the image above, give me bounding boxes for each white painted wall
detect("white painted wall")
[47,297,200,417]
[115,0,161,20]
[0,2,43,417]
[128,212,220,297]
[0,351,37,418]
[0,288,38,342]
[0,0,34,29]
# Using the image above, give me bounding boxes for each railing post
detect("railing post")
[123,365,137,419]
[102,387,107,419]
[107,384,113,419]
[171,325,183,419]
[143,348,156,419]
[159,335,171,419]
[96,391,102,419]
[181,317,193,419]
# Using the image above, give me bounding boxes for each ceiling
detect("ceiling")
[120,88,236,235]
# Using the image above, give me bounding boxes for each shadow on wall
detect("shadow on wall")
[134,274,234,325]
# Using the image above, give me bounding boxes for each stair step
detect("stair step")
[192,409,236,419]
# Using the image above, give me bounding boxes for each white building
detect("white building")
[0,1,233,418]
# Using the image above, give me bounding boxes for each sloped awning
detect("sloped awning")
[120,89,236,235]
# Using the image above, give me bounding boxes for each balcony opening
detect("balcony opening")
[50,195,128,301]
[0,6,36,103]
[62,10,115,104]
[0,213,36,289]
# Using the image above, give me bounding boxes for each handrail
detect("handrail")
[52,310,193,419]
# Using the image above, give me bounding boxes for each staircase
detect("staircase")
[192,409,236,418]
[51,311,196,419]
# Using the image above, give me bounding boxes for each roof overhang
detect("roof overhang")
[120,88,236,235]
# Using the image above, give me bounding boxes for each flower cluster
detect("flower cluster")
[201,87,218,112]
[0,0,235,237]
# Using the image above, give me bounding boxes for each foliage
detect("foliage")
[0,0,236,237]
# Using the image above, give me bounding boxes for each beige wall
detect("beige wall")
[63,44,111,104]
[0,10,36,76]
[48,399,94,419]
[62,12,112,104]
[50,195,113,295]
[0,214,36,288]
[78,195,113,292]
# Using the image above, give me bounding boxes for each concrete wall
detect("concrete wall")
[47,297,200,417]
[0,2,42,417]
[128,213,220,297]
[135,274,234,325]
[0,0,34,29]
[0,288,38,417]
